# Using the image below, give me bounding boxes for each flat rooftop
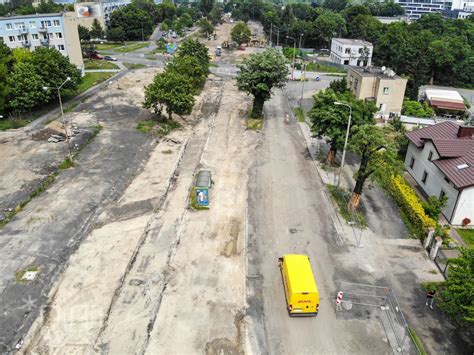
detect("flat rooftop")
[349,66,403,79]
[0,13,64,20]
[332,38,373,47]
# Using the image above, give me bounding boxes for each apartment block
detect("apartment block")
[396,0,473,20]
[72,0,131,30]
[0,12,84,69]
[330,38,373,67]
[347,66,408,118]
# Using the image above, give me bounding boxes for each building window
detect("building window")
[354,78,359,90]
[14,22,24,29]
[344,60,349,65]
[53,20,60,27]
[444,177,450,184]
[6,23,13,30]
[30,21,36,28]
[58,44,65,50]
[32,34,39,40]
[410,157,415,169]
[383,87,390,95]
[41,20,51,28]
[422,171,428,184]
[359,48,363,53]
[8,36,15,42]
[439,190,446,199]
[428,151,433,161]
[55,32,63,39]
[345,48,351,54]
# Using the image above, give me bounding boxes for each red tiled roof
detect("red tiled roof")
[406,121,474,189]
[430,99,466,111]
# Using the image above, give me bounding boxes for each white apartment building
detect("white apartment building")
[405,122,474,225]
[330,38,373,67]
[0,12,84,69]
[396,0,474,20]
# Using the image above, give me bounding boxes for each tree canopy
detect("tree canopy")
[231,21,252,46]
[236,49,289,118]
[108,4,153,41]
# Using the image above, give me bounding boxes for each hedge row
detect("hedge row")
[384,174,436,238]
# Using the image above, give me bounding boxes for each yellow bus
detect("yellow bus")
[278,254,320,316]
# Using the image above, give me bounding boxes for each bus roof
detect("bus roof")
[284,254,318,294]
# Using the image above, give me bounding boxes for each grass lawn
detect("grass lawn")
[115,42,149,53]
[306,62,346,74]
[123,62,147,69]
[95,42,125,51]
[456,228,474,248]
[326,184,367,228]
[65,72,115,99]
[293,107,305,122]
[84,59,119,70]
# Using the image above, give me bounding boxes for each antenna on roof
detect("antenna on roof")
[381,66,386,72]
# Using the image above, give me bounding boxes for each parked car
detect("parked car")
[89,53,103,60]
[103,55,117,61]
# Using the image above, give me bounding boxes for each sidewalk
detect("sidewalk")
[293,112,473,354]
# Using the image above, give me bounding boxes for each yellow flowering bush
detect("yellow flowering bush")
[386,175,436,238]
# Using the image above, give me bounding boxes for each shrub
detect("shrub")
[383,174,436,238]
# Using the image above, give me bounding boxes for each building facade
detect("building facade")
[0,12,84,69]
[347,66,407,118]
[396,0,473,20]
[405,122,474,225]
[72,0,131,30]
[330,38,373,67]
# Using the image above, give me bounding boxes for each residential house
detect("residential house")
[329,38,373,67]
[0,12,84,69]
[421,88,467,119]
[405,121,474,225]
[347,66,408,118]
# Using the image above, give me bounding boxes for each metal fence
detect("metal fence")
[336,281,418,354]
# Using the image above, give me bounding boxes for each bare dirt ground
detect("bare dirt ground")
[22,75,258,354]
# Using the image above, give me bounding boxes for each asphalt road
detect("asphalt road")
[246,90,391,354]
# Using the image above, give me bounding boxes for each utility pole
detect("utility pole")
[269,23,273,47]
[299,62,307,110]
[276,29,279,47]
[298,33,304,54]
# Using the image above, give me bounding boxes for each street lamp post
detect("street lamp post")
[286,35,296,80]
[299,62,307,110]
[334,101,352,187]
[44,77,73,162]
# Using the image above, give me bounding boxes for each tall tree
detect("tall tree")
[198,0,214,15]
[309,89,376,165]
[78,25,91,41]
[197,18,214,36]
[90,18,104,39]
[313,10,346,48]
[231,21,251,47]
[439,247,474,325]
[176,38,210,69]
[167,55,208,92]
[236,49,289,118]
[208,4,223,25]
[109,4,153,41]
[143,71,195,120]
[347,125,399,210]
[322,0,348,12]
[7,62,48,113]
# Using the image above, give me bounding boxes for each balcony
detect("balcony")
[19,27,28,34]
[40,38,49,45]
[38,26,47,33]
[22,40,31,48]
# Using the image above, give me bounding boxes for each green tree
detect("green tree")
[402,99,434,117]
[167,55,208,91]
[7,62,48,113]
[143,70,195,120]
[347,124,399,210]
[197,18,214,36]
[179,13,193,28]
[176,38,210,69]
[0,43,14,116]
[198,0,214,15]
[12,48,32,65]
[329,78,349,93]
[208,4,223,25]
[107,26,126,42]
[323,0,348,12]
[314,10,346,48]
[231,21,251,47]
[347,14,385,44]
[28,47,80,95]
[439,248,474,325]
[109,4,153,41]
[309,89,376,165]
[422,196,448,219]
[236,49,289,118]
[90,18,104,39]
[78,25,91,41]
[157,0,176,22]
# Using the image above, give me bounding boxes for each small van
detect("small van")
[278,254,320,316]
